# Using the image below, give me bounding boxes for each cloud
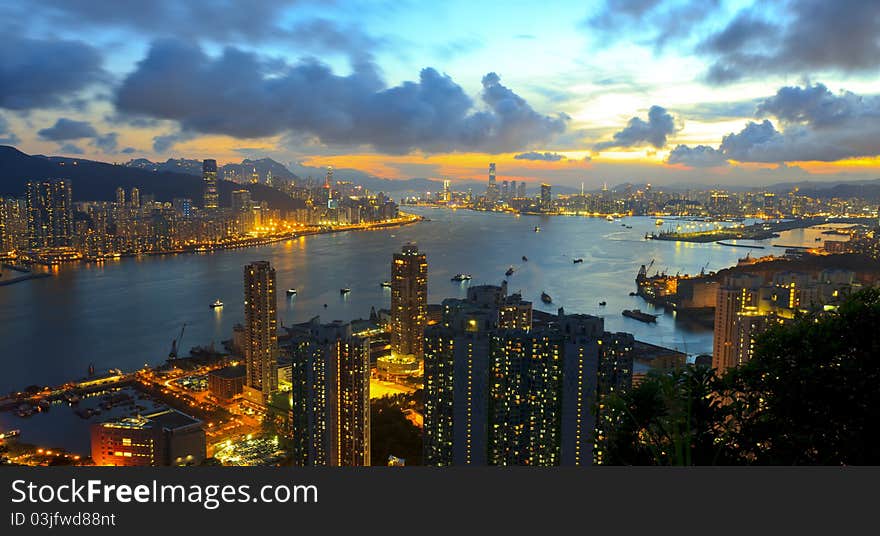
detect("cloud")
[755,83,880,127]
[92,132,119,152]
[701,0,880,83]
[57,143,85,155]
[116,39,568,154]
[0,33,105,110]
[667,145,727,167]
[38,118,99,140]
[585,0,720,49]
[514,151,565,161]
[121,147,137,154]
[594,105,676,150]
[0,116,19,145]
[152,131,197,153]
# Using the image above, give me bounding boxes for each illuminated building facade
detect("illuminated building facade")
[90,409,205,467]
[390,243,428,358]
[486,163,499,203]
[243,261,279,404]
[26,178,73,248]
[202,159,218,209]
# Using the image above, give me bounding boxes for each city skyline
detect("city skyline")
[1,1,880,188]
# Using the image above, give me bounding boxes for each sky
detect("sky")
[2,0,880,189]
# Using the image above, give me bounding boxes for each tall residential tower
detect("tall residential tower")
[243,261,279,404]
[391,244,428,358]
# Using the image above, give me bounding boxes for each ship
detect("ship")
[340,287,351,295]
[505,267,515,277]
[210,299,224,309]
[622,309,658,323]
[286,288,297,295]
[380,281,392,288]
[541,292,552,304]
[451,273,472,282]
[573,258,584,264]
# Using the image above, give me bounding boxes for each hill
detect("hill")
[0,146,305,212]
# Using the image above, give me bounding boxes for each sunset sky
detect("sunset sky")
[2,0,879,188]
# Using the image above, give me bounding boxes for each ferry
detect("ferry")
[340,287,351,295]
[451,273,472,282]
[381,281,392,288]
[505,267,515,277]
[286,288,297,296]
[622,309,658,323]
[210,299,224,309]
[573,258,584,264]
[541,292,552,304]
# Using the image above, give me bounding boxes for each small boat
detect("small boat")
[505,267,515,276]
[606,215,615,222]
[534,226,540,232]
[286,288,297,295]
[655,219,664,226]
[621,223,627,227]
[451,273,472,282]
[626,225,632,229]
[622,309,658,323]
[210,299,224,309]
[573,258,584,264]
[541,292,552,304]
[814,237,822,241]
[599,301,607,306]
[629,291,638,296]
[340,287,351,295]
[522,256,528,261]
[381,281,392,288]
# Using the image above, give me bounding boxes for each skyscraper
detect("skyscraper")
[540,183,552,211]
[391,243,428,358]
[517,182,526,198]
[202,159,218,209]
[243,261,279,404]
[130,187,140,209]
[486,163,499,203]
[713,274,763,372]
[26,179,73,248]
[287,319,370,466]
[116,187,125,207]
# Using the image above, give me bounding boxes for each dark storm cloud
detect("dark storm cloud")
[514,152,566,161]
[152,131,197,153]
[594,105,676,150]
[121,147,137,154]
[0,33,105,110]
[667,144,727,167]
[702,0,880,83]
[38,118,99,141]
[116,39,568,154]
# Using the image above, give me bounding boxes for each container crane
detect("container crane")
[168,323,187,360]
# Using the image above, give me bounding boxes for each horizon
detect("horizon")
[2,1,880,189]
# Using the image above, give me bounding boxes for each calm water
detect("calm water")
[0,208,832,394]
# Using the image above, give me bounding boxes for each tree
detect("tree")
[724,288,880,465]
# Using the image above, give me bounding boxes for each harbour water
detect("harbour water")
[0,208,834,395]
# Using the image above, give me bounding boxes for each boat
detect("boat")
[210,299,224,309]
[534,226,540,232]
[599,301,607,306]
[286,288,297,296]
[505,267,515,277]
[451,273,472,282]
[626,225,632,229]
[621,223,627,227]
[655,219,664,226]
[340,287,351,295]
[629,291,638,296]
[815,237,822,241]
[622,309,658,323]
[573,258,584,264]
[606,215,615,222]
[380,281,392,288]
[522,256,528,261]
[541,292,552,304]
